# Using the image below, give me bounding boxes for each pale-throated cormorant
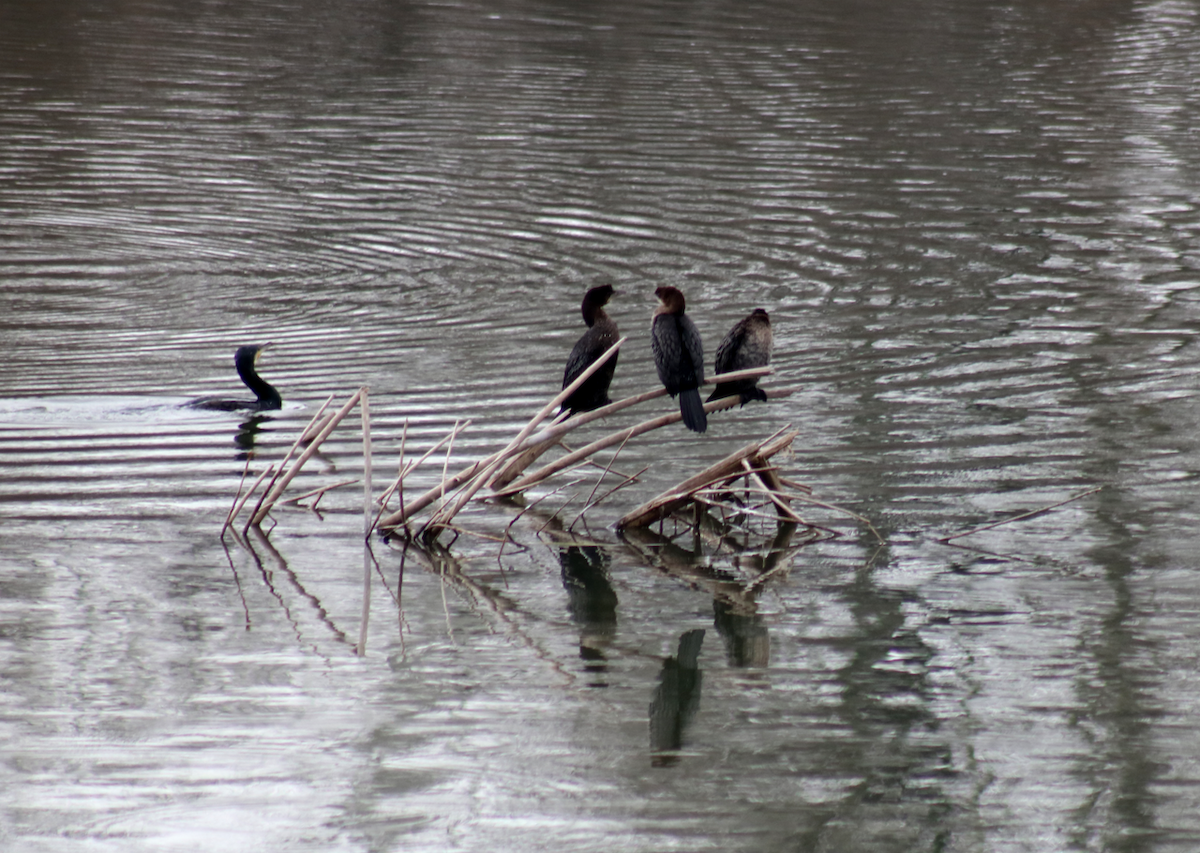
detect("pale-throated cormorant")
[188,343,282,411]
[707,308,772,405]
[651,286,706,433]
[561,284,620,416]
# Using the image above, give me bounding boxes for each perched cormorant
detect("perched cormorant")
[188,343,282,411]
[650,286,706,434]
[561,284,620,416]
[707,308,772,405]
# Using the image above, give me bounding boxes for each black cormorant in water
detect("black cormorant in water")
[707,308,772,405]
[651,285,706,433]
[561,284,620,416]
[188,343,282,411]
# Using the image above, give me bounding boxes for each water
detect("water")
[3,0,1200,850]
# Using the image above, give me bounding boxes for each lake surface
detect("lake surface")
[4,0,1200,850]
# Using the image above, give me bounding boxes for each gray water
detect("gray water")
[4,0,1200,850]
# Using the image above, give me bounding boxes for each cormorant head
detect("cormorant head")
[750,308,769,324]
[234,343,271,375]
[654,285,686,314]
[581,284,617,325]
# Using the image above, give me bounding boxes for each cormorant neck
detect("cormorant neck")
[583,304,608,327]
[237,363,282,410]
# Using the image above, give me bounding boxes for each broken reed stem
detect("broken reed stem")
[248,387,366,529]
[939,486,1102,543]
[420,336,627,534]
[778,476,815,496]
[741,457,804,524]
[616,427,799,529]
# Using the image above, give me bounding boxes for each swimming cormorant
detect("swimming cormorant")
[651,286,706,433]
[188,343,282,411]
[561,284,620,416]
[707,308,772,405]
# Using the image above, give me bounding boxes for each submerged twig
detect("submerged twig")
[939,486,1102,543]
[784,491,884,544]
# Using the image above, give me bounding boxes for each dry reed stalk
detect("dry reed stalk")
[279,478,360,507]
[370,420,474,534]
[694,482,810,508]
[496,389,794,498]
[358,545,371,657]
[223,456,253,531]
[396,420,407,522]
[222,463,277,536]
[616,427,799,530]
[361,389,373,538]
[741,457,804,523]
[938,485,1102,542]
[379,355,768,531]
[579,432,631,513]
[239,395,336,527]
[568,464,650,531]
[248,387,366,528]
[488,365,776,489]
[302,412,335,443]
[436,419,462,510]
[778,476,815,495]
[369,422,410,535]
[691,493,802,525]
[419,337,627,534]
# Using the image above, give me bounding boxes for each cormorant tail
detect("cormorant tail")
[679,388,707,433]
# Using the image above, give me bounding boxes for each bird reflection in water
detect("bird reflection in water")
[558,544,618,686]
[234,414,269,460]
[649,628,705,766]
[713,599,769,668]
[710,522,798,668]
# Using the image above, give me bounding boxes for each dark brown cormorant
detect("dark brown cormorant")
[707,308,772,405]
[188,343,282,411]
[651,286,706,433]
[561,284,620,416]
